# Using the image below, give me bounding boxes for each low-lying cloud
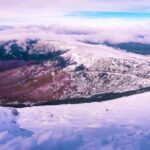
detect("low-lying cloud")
[0,22,150,44]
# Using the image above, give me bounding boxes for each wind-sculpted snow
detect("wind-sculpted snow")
[0,92,150,150]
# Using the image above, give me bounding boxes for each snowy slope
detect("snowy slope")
[0,38,150,105]
[0,92,150,150]
[63,42,150,68]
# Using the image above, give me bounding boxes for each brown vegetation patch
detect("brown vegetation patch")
[0,64,75,104]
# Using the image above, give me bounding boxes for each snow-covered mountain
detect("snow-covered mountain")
[0,38,150,105]
[0,25,150,150]
[0,92,150,150]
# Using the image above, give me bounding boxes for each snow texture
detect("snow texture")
[0,92,150,150]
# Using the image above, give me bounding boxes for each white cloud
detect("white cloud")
[0,21,150,44]
[0,0,150,25]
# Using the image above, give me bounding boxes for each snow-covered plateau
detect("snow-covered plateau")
[0,92,150,150]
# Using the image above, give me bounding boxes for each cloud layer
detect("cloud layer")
[0,23,150,44]
[0,0,150,25]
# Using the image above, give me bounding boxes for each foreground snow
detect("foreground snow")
[0,92,150,150]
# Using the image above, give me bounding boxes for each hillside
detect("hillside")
[0,38,150,105]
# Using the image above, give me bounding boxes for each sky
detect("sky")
[0,0,150,26]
